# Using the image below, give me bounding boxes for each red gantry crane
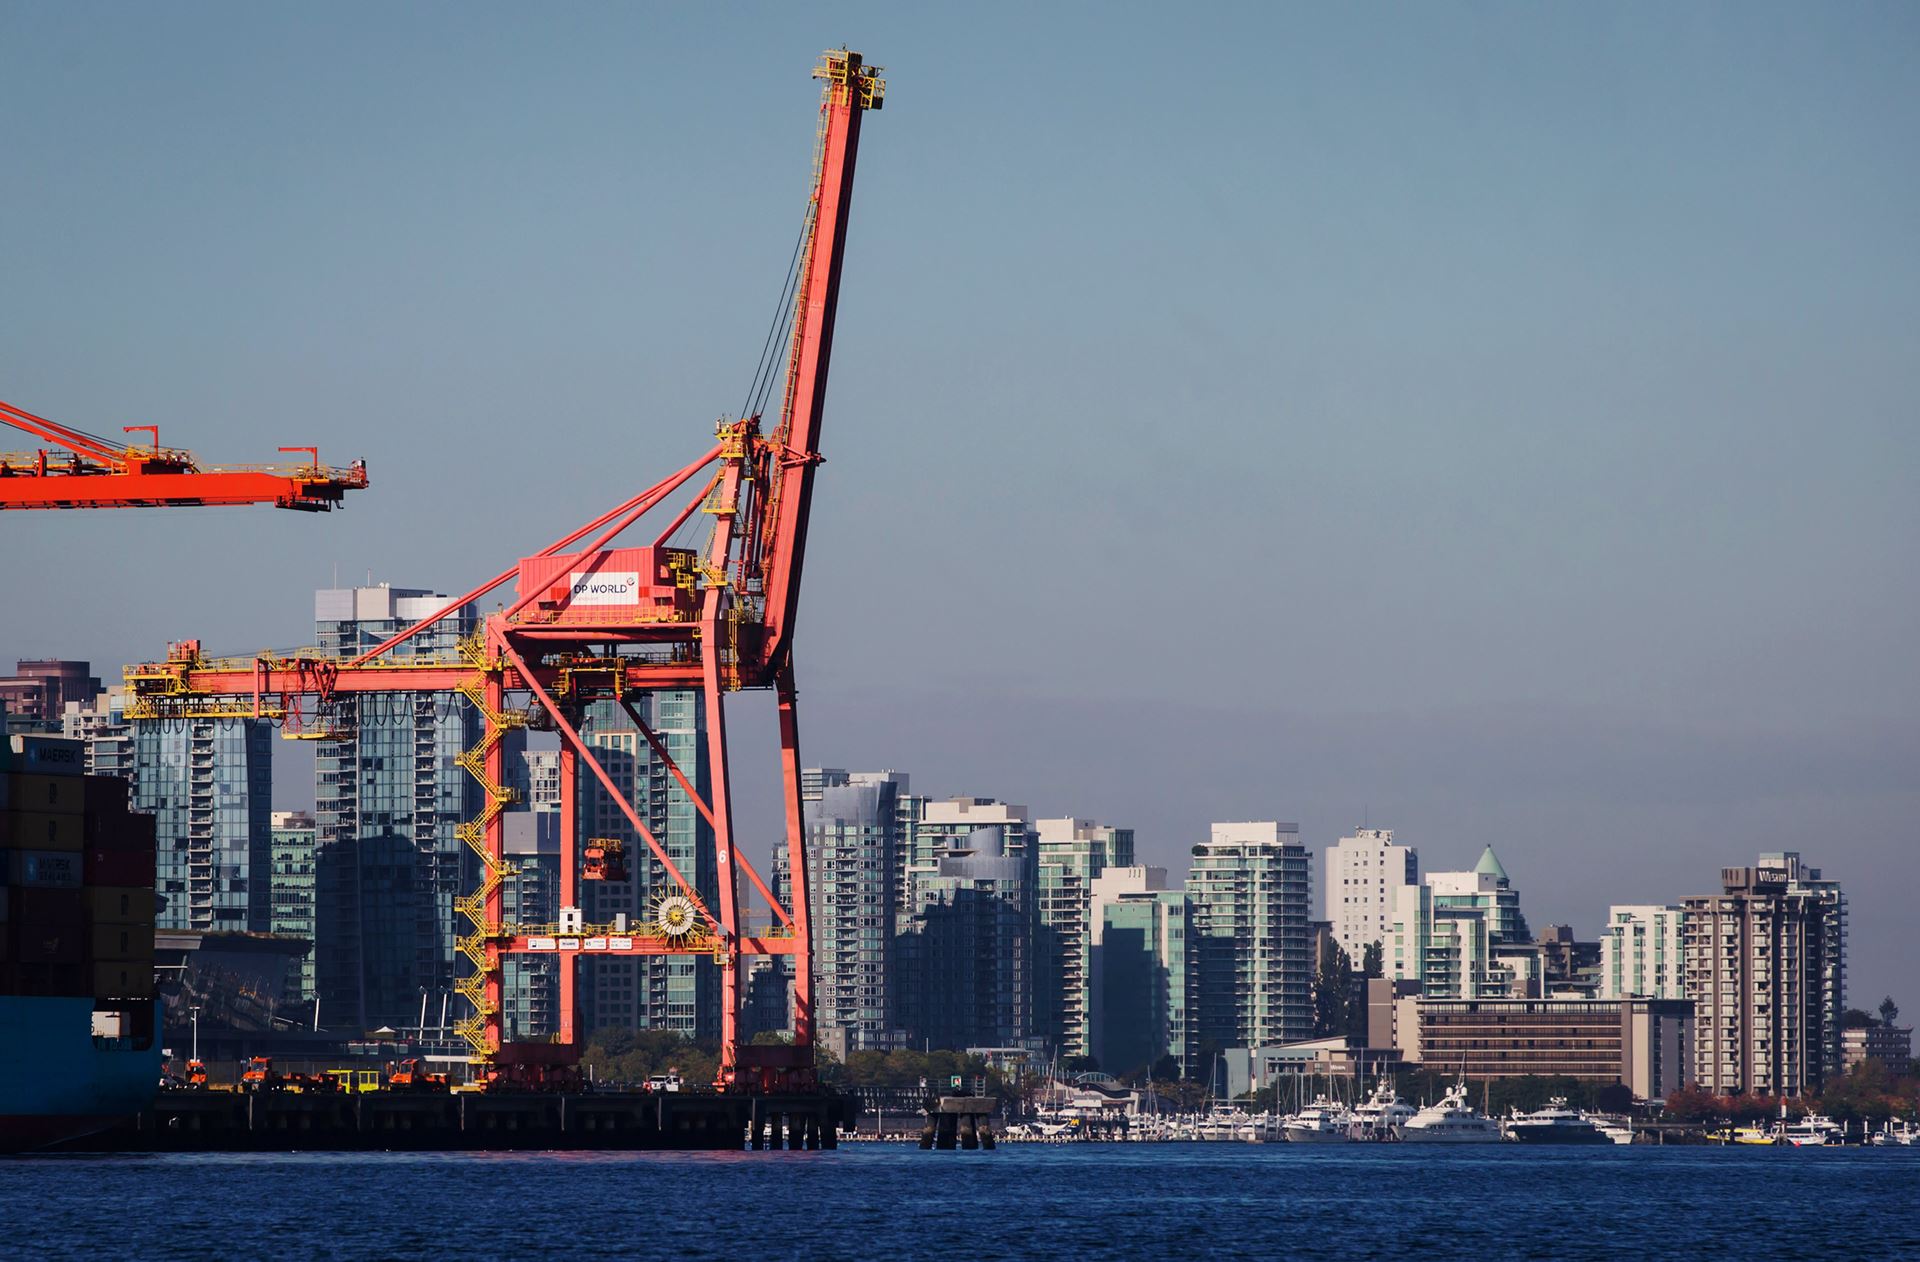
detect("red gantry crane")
[123,50,884,1092]
[0,399,366,511]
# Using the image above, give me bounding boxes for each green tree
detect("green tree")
[1311,939,1355,1037]
[1361,941,1384,980]
[1880,996,1901,1027]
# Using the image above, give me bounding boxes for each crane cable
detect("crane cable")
[738,203,811,424]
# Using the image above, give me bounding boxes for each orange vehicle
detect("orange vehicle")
[239,1057,280,1092]
[582,837,629,882]
[387,1058,450,1092]
[184,1058,208,1089]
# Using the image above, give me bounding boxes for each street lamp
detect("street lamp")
[189,1004,201,1062]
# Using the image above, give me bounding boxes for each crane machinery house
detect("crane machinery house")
[515,548,699,623]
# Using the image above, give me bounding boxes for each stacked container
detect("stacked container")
[0,736,157,1002]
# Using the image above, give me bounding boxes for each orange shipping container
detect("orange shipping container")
[0,811,84,851]
[0,773,84,814]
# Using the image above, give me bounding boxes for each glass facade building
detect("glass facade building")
[795,771,914,1055]
[1090,866,1191,1077]
[576,693,716,1039]
[313,583,479,1032]
[1035,818,1134,1058]
[134,714,273,932]
[502,803,561,1041]
[1185,822,1312,1057]
[269,810,319,1003]
[898,824,1037,1052]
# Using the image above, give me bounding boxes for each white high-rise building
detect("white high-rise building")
[1186,822,1312,1051]
[1089,866,1190,1076]
[1684,853,1846,1097]
[1424,846,1529,944]
[1598,905,1688,1000]
[1388,881,1492,999]
[1036,818,1134,1058]
[1325,827,1418,965]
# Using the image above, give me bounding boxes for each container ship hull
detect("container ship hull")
[3,736,161,1154]
[0,996,159,1152]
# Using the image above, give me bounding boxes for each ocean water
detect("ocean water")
[4,1143,1916,1260]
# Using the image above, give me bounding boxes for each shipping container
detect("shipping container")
[90,922,150,960]
[81,775,131,814]
[91,960,155,999]
[0,772,85,814]
[85,808,157,848]
[9,885,83,924]
[9,920,87,963]
[85,887,155,925]
[0,810,84,851]
[81,847,156,888]
[3,848,85,888]
[1,960,89,996]
[1,734,86,776]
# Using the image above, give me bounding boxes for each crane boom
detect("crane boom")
[0,397,367,511]
[751,49,883,676]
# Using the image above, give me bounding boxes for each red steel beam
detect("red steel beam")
[754,52,879,678]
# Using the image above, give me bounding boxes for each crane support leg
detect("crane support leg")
[700,630,744,1083]
[558,742,579,1047]
[775,665,814,1053]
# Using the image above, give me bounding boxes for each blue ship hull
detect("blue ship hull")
[0,995,160,1153]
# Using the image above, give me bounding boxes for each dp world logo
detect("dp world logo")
[567,571,642,606]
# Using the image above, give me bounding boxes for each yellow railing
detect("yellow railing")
[448,633,525,1060]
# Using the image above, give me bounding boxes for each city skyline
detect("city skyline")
[3,5,1913,1012]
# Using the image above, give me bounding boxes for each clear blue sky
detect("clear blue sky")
[3,3,1915,1008]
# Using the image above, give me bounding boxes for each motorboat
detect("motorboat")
[1349,1082,1417,1141]
[1779,1114,1843,1147]
[1504,1098,1612,1145]
[1869,1120,1918,1147]
[1729,1124,1779,1146]
[1591,1116,1635,1145]
[1281,1096,1355,1143]
[1400,1081,1502,1143]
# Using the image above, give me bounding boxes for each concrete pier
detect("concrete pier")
[919,1096,996,1151]
[65,1090,853,1153]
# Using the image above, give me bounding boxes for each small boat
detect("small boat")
[1504,1098,1612,1145]
[1729,1124,1778,1146]
[1400,1081,1502,1143]
[1282,1096,1356,1143]
[1870,1121,1918,1147]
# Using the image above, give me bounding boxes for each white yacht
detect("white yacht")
[1504,1098,1612,1145]
[1282,1096,1356,1143]
[1592,1116,1635,1145]
[1400,1081,1502,1143]
[1349,1082,1417,1141]
[1192,1109,1251,1142]
[1780,1114,1843,1147]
